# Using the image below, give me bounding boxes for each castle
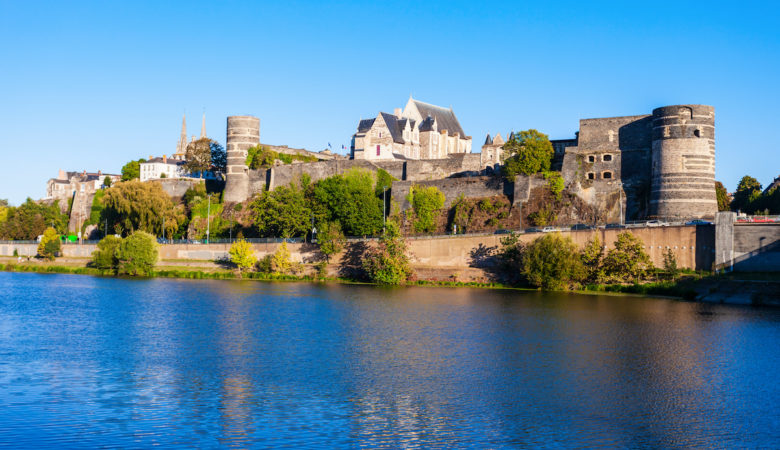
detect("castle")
[351,97,472,160]
[223,103,717,221]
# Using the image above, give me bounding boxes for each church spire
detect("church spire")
[200,112,206,138]
[176,113,188,156]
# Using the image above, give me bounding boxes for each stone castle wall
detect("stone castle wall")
[392,176,511,210]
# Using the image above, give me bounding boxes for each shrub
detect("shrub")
[450,194,471,233]
[229,238,257,276]
[251,182,311,238]
[37,227,60,260]
[663,248,679,280]
[256,255,272,273]
[315,261,328,278]
[543,171,565,200]
[407,185,445,233]
[522,233,585,290]
[501,129,554,178]
[245,146,278,169]
[580,235,604,283]
[92,235,123,270]
[362,221,412,285]
[479,199,496,213]
[116,231,158,276]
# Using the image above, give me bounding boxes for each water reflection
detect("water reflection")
[0,273,778,447]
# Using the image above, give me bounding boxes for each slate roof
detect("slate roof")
[357,118,375,134]
[484,134,492,145]
[144,157,186,166]
[418,116,436,132]
[411,99,466,137]
[379,112,406,144]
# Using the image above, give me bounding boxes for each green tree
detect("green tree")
[116,231,158,276]
[103,176,113,187]
[543,171,565,200]
[312,169,383,236]
[121,159,146,181]
[185,138,215,177]
[407,185,445,233]
[271,241,293,274]
[37,227,61,260]
[318,221,346,262]
[522,233,585,290]
[731,175,762,213]
[0,198,68,240]
[602,232,653,283]
[581,235,604,283]
[663,248,679,281]
[715,181,730,211]
[229,238,257,276]
[101,180,186,237]
[501,129,554,178]
[210,141,227,173]
[498,231,525,277]
[91,235,122,270]
[362,221,412,285]
[251,182,311,238]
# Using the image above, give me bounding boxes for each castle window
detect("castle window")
[376,145,380,156]
[602,171,613,179]
[587,172,595,180]
[603,154,612,162]
[588,155,595,163]
[694,129,701,138]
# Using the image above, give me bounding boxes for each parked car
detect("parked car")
[570,223,593,231]
[525,227,542,233]
[494,229,512,235]
[685,219,712,226]
[645,220,669,227]
[541,226,556,233]
[605,223,625,229]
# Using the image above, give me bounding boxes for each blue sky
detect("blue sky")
[1,1,779,205]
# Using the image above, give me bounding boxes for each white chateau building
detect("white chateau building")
[140,113,210,181]
[351,97,472,160]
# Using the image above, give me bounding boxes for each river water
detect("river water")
[0,272,778,448]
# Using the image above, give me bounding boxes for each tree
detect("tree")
[210,141,227,174]
[121,159,146,181]
[731,175,762,213]
[581,235,604,283]
[0,198,68,240]
[103,176,113,188]
[271,241,293,274]
[663,248,678,281]
[245,146,278,169]
[92,235,122,270]
[37,227,61,260]
[185,137,215,177]
[407,185,445,233]
[318,221,346,262]
[543,171,565,200]
[521,233,585,290]
[602,232,653,283]
[362,221,412,285]
[501,129,554,178]
[312,169,383,236]
[229,238,256,276]
[116,231,158,276]
[715,181,730,211]
[101,180,186,237]
[250,182,311,238]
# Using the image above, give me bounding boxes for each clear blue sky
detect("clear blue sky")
[1,1,779,205]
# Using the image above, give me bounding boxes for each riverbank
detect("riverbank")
[2,257,778,306]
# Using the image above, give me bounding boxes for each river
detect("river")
[0,272,778,448]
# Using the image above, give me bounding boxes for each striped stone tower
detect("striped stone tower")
[223,115,260,203]
[649,105,716,219]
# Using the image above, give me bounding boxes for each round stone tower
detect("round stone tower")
[223,115,260,203]
[649,105,716,220]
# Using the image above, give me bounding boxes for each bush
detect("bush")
[92,235,122,269]
[256,255,272,273]
[116,231,158,276]
[272,241,292,274]
[522,233,584,290]
[229,238,257,276]
[246,146,278,169]
[318,221,345,262]
[362,221,412,285]
[450,194,471,233]
[250,182,311,238]
[663,248,679,280]
[542,171,565,200]
[37,227,60,260]
[407,185,445,233]
[501,129,554,178]
[581,235,604,283]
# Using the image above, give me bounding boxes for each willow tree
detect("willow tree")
[101,180,186,237]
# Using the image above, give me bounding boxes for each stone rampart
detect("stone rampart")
[715,212,780,271]
[392,177,509,210]
[150,178,203,200]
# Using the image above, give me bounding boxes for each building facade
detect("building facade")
[351,97,472,161]
[139,155,188,181]
[46,169,120,202]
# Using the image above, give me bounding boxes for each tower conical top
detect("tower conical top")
[201,112,206,138]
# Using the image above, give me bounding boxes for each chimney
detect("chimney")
[149,155,153,160]
[163,155,167,164]
[98,170,102,176]
[58,169,66,180]
[394,108,402,118]
[82,170,86,177]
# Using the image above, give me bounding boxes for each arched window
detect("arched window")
[602,171,613,179]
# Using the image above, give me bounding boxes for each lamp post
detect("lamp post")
[206,193,211,244]
[162,216,166,243]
